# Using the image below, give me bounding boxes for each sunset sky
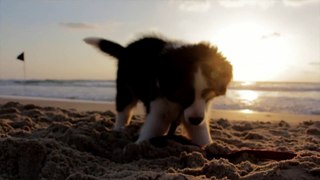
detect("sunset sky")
[0,0,319,82]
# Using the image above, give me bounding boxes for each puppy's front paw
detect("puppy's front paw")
[135,138,144,144]
[112,125,126,132]
[191,138,212,148]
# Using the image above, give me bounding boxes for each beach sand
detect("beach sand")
[0,96,319,179]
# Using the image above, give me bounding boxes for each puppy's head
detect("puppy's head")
[160,42,233,126]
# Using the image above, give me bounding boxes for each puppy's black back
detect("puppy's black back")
[116,37,167,112]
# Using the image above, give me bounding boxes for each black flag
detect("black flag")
[17,52,24,61]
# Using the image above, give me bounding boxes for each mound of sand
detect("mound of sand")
[0,102,319,179]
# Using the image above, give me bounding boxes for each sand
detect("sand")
[0,96,320,179]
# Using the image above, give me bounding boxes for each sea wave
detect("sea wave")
[229,81,320,92]
[1,80,320,92]
[1,80,319,115]
[0,80,116,88]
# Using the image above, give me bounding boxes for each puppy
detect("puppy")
[84,35,232,146]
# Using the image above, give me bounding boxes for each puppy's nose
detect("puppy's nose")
[188,117,203,125]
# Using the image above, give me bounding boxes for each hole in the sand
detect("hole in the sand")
[149,135,195,148]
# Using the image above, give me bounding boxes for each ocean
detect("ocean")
[0,80,319,115]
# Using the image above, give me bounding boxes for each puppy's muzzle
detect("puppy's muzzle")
[188,117,203,125]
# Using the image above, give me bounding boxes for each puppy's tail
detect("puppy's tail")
[84,37,124,59]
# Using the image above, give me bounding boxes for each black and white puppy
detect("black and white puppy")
[84,35,232,146]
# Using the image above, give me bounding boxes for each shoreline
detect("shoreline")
[1,95,319,125]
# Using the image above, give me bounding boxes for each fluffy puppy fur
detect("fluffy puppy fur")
[84,35,232,146]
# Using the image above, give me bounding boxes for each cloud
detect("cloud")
[261,32,282,39]
[217,0,319,8]
[282,0,320,7]
[309,62,320,66]
[169,0,211,12]
[59,21,125,32]
[217,0,276,9]
[59,22,98,29]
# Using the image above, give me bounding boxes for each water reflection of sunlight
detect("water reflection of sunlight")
[240,81,255,86]
[238,90,259,113]
[238,90,259,104]
[240,109,254,114]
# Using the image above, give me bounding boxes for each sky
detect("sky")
[0,0,319,82]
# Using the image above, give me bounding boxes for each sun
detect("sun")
[211,21,294,82]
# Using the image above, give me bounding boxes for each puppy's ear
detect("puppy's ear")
[84,37,124,59]
[216,60,233,95]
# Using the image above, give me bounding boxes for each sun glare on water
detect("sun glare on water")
[237,90,259,113]
[238,90,259,105]
[240,109,254,114]
[237,81,260,113]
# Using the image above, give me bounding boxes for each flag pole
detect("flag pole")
[23,60,26,95]
[17,52,26,95]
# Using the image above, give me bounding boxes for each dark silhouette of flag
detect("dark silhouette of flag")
[17,52,24,61]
